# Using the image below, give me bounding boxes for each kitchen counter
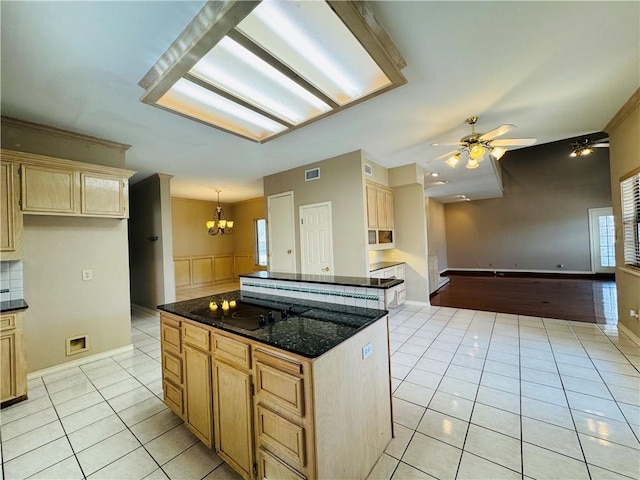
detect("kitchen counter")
[0,299,28,313]
[240,270,403,289]
[157,290,387,358]
[369,261,406,272]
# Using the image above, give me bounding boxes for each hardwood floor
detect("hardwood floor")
[430,274,618,324]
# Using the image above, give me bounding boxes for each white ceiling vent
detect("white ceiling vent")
[305,168,320,181]
[364,163,373,176]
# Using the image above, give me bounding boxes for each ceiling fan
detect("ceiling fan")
[432,116,537,169]
[569,137,609,157]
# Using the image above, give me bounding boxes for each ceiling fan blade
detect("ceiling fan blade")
[489,138,537,147]
[432,142,465,147]
[592,143,609,148]
[431,149,461,161]
[479,124,515,142]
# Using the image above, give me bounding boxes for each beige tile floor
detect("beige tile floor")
[1,304,639,480]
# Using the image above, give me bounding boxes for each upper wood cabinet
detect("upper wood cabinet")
[1,149,134,219]
[365,181,394,230]
[1,161,23,260]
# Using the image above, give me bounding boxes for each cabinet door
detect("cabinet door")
[375,187,386,229]
[184,345,213,447]
[213,360,254,480]
[0,330,17,402]
[365,184,378,229]
[21,164,77,214]
[80,172,126,217]
[382,189,394,229]
[1,162,21,257]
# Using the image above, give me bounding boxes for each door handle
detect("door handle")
[287,250,292,254]
[322,267,330,272]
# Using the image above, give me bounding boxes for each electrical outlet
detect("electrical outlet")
[82,269,93,281]
[362,342,373,360]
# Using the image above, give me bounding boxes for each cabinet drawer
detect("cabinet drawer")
[256,405,306,470]
[162,350,183,385]
[161,322,181,354]
[163,379,184,418]
[255,361,304,417]
[183,322,210,351]
[258,448,306,480]
[212,334,250,368]
[0,314,16,331]
[255,349,303,376]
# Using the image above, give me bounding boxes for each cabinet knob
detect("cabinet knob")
[287,250,292,254]
[322,267,330,272]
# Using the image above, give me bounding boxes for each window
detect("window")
[621,168,640,269]
[255,218,267,266]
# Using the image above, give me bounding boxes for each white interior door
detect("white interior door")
[300,202,334,275]
[267,192,296,273]
[589,207,615,274]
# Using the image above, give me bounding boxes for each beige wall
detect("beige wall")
[263,150,368,276]
[129,174,175,310]
[384,184,429,302]
[426,198,448,273]
[232,197,266,258]
[23,216,131,371]
[606,89,640,337]
[3,122,133,372]
[445,139,612,272]
[171,197,235,257]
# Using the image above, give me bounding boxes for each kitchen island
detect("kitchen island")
[158,290,392,480]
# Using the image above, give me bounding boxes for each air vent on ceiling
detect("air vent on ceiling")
[305,168,320,181]
[364,163,373,176]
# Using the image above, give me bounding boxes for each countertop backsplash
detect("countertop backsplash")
[0,260,23,302]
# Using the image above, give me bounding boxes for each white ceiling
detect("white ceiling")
[1,1,638,203]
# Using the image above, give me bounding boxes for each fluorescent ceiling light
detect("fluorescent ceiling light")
[138,1,406,143]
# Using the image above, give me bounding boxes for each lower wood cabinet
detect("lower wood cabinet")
[184,343,213,447]
[0,311,27,406]
[160,312,392,480]
[213,360,254,479]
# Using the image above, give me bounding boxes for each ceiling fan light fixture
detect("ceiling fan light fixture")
[581,147,593,156]
[569,151,578,158]
[466,158,480,169]
[445,153,460,168]
[490,146,507,160]
[469,144,485,160]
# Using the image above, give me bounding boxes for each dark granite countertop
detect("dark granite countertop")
[240,271,403,289]
[369,261,406,272]
[0,299,29,313]
[158,290,388,359]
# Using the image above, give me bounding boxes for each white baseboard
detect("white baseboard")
[618,323,640,346]
[27,344,134,380]
[404,300,431,307]
[131,304,160,317]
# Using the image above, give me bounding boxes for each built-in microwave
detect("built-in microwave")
[378,230,393,244]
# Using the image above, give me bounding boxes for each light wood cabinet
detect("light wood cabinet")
[1,149,134,219]
[366,181,394,249]
[80,172,127,217]
[160,311,391,480]
[161,314,184,419]
[1,162,22,260]
[184,343,213,447]
[213,360,254,479]
[0,311,27,406]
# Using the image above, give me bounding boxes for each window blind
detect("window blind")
[620,168,640,268]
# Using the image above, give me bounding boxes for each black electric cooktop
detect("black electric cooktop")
[191,299,310,331]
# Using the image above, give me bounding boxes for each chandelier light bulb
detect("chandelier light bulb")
[466,158,480,169]
[445,153,460,168]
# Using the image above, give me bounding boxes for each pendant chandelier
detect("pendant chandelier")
[206,190,234,236]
